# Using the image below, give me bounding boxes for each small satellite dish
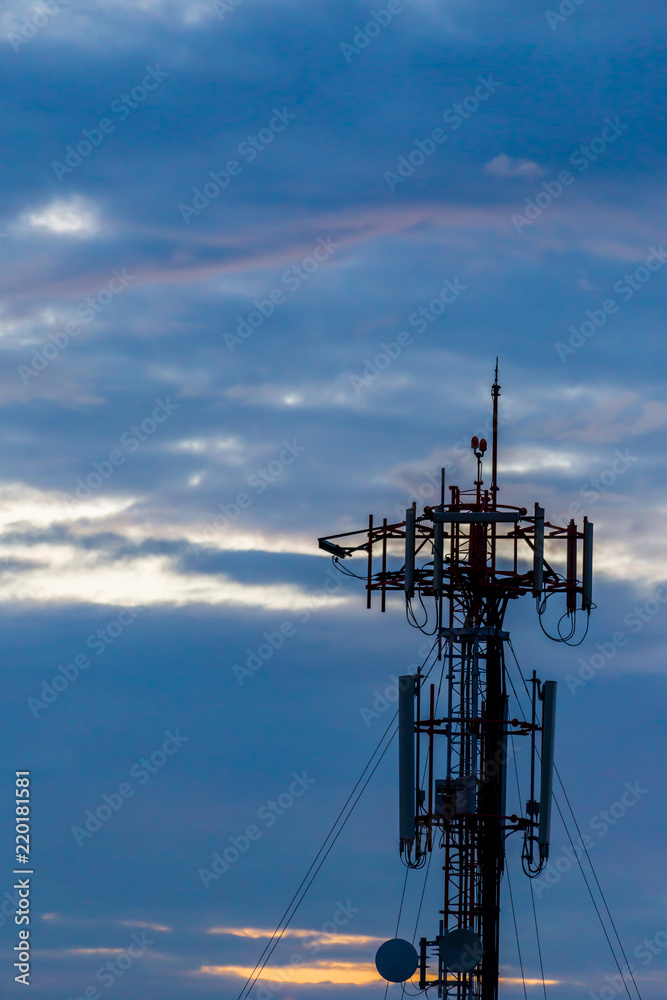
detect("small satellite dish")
[438,928,483,972]
[375,938,419,983]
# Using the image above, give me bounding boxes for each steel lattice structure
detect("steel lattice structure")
[318,368,595,998]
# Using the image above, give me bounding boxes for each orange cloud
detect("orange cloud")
[501,978,560,986]
[200,963,560,989]
[68,948,125,956]
[200,961,380,985]
[206,926,383,946]
[118,920,171,932]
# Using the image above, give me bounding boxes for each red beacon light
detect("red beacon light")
[479,438,487,453]
[471,436,479,450]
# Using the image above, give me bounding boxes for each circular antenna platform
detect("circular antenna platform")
[438,928,483,972]
[375,938,419,983]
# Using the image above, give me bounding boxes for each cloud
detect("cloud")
[206,925,383,946]
[0,544,343,609]
[67,948,125,956]
[202,964,559,987]
[0,483,135,530]
[628,399,667,434]
[41,913,172,932]
[118,920,172,932]
[0,479,350,608]
[497,445,586,475]
[484,153,544,179]
[23,197,100,237]
[500,977,559,986]
[537,390,666,444]
[200,961,380,985]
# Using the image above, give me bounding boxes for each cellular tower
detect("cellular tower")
[317,366,595,998]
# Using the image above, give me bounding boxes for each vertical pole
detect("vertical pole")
[367,514,373,609]
[399,675,416,847]
[405,506,416,598]
[438,468,445,659]
[566,519,577,613]
[416,666,421,854]
[433,520,445,593]
[438,917,444,998]
[446,639,454,779]
[491,360,500,511]
[539,681,557,860]
[381,517,387,613]
[479,634,503,1000]
[499,691,509,824]
[428,684,435,852]
[583,517,594,610]
[419,939,427,990]
[530,671,537,805]
[528,671,537,865]
[435,516,445,663]
[533,504,545,598]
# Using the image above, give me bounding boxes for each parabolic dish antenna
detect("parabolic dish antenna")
[438,928,483,972]
[375,938,419,983]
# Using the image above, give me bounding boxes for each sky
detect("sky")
[0,0,665,997]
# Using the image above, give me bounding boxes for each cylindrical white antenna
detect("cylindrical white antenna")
[538,680,557,858]
[533,503,544,597]
[583,518,594,609]
[399,675,415,846]
[433,519,444,596]
[404,507,416,597]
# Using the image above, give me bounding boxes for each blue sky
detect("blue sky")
[0,0,665,996]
